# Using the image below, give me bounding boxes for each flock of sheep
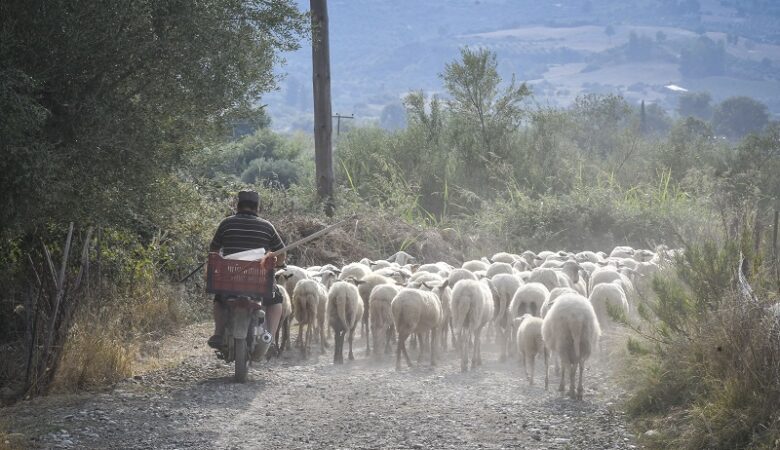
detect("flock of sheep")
[271,246,673,400]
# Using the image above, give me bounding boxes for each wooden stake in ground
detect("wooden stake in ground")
[311,0,334,217]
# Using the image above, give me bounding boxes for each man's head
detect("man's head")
[237,190,259,213]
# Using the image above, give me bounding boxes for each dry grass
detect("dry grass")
[49,281,207,393]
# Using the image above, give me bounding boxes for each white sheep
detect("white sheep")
[609,246,635,259]
[508,282,549,319]
[292,279,328,357]
[542,293,601,399]
[486,262,515,278]
[268,284,294,357]
[462,259,489,272]
[357,273,397,354]
[588,282,629,330]
[450,279,494,371]
[419,280,454,351]
[514,314,546,385]
[490,252,520,264]
[528,267,566,291]
[316,269,340,290]
[391,287,443,370]
[490,273,522,361]
[409,271,443,286]
[416,263,444,274]
[369,284,402,359]
[589,267,635,304]
[541,287,577,318]
[387,251,417,266]
[275,265,310,301]
[338,262,371,282]
[327,281,364,364]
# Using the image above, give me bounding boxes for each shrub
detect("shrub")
[623,234,780,449]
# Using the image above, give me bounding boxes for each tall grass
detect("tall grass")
[49,275,207,392]
[622,234,780,449]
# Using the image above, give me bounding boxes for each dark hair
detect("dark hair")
[237,200,258,212]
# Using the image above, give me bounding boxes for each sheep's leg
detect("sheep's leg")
[297,320,305,353]
[471,331,480,370]
[401,333,413,369]
[416,333,425,365]
[347,326,356,361]
[544,348,549,391]
[558,358,566,392]
[410,333,417,350]
[528,352,536,386]
[372,326,380,361]
[304,322,313,359]
[568,363,577,399]
[280,317,290,353]
[395,332,405,371]
[473,327,483,368]
[320,323,328,353]
[459,330,468,372]
[577,358,585,401]
[498,326,507,362]
[430,329,437,367]
[334,329,344,365]
[450,318,458,349]
[385,326,393,355]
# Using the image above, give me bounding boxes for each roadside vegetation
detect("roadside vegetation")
[1,2,779,449]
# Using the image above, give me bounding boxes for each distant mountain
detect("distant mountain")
[265,0,780,131]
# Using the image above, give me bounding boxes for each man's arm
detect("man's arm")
[268,223,286,267]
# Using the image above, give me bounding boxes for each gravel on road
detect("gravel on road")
[3,323,638,449]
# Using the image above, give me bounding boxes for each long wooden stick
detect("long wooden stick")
[271,216,356,257]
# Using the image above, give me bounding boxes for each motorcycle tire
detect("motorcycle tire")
[234,337,249,383]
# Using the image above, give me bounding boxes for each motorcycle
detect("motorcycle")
[214,296,273,382]
[206,252,276,382]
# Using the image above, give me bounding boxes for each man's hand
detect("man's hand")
[262,252,279,270]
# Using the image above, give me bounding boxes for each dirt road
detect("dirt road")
[3,324,637,449]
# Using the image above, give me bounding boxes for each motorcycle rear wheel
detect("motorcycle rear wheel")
[234,338,249,382]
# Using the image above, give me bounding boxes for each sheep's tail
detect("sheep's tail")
[336,292,349,331]
[497,292,508,327]
[569,317,584,362]
[451,295,473,334]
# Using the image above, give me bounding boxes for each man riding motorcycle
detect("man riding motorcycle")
[207,190,286,350]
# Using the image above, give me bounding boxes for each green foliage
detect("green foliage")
[441,47,531,163]
[679,36,726,78]
[712,96,770,140]
[0,0,307,235]
[623,236,780,449]
[192,128,311,186]
[677,91,713,121]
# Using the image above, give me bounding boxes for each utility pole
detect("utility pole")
[311,0,334,217]
[332,113,354,136]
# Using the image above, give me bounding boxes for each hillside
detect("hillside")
[265,0,780,131]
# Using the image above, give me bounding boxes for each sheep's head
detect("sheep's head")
[344,276,365,286]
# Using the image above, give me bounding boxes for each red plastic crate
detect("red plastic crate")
[205,252,275,297]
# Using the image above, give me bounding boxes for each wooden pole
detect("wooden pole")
[773,210,778,261]
[773,209,779,290]
[311,0,335,217]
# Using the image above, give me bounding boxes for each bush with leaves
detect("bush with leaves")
[622,233,780,449]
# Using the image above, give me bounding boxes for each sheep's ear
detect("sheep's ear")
[421,282,431,289]
[283,273,295,280]
[333,269,342,274]
[440,280,449,289]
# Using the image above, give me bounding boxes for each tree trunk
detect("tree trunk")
[311,0,334,216]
